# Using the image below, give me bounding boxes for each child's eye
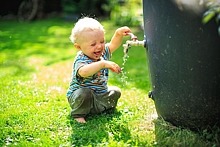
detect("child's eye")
[91,43,96,46]
[100,41,105,44]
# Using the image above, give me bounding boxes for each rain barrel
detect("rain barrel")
[143,0,220,129]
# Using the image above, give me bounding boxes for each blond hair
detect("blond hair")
[69,17,105,43]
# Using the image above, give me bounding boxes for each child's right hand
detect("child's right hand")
[103,60,121,74]
[116,26,131,37]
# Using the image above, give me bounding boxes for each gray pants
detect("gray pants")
[67,86,121,118]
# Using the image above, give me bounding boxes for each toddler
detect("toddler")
[67,17,131,123]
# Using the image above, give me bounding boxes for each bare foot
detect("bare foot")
[75,117,86,123]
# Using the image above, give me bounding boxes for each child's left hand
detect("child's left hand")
[103,60,121,74]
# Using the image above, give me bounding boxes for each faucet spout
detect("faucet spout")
[123,39,146,54]
[125,40,145,46]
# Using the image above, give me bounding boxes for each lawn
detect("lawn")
[0,18,219,146]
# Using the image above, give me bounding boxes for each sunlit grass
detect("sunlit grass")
[0,18,219,146]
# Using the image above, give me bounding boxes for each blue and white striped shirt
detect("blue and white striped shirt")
[66,45,111,97]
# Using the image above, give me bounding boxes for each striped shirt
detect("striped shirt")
[66,45,111,97]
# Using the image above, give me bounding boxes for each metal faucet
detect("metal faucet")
[123,33,146,54]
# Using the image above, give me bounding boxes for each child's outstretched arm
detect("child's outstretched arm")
[109,26,131,53]
[78,60,121,77]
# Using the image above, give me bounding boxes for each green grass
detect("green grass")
[0,18,219,146]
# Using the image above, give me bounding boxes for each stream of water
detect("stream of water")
[120,52,129,86]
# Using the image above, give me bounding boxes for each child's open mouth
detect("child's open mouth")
[94,51,102,56]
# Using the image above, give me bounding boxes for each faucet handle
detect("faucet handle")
[127,33,137,41]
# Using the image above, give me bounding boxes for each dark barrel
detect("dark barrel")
[143,0,220,129]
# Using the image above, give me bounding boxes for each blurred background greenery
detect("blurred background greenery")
[0,0,143,26]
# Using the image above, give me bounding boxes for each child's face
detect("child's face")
[75,29,105,61]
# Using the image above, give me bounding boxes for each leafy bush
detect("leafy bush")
[61,0,110,17]
[110,0,143,26]
[202,2,220,35]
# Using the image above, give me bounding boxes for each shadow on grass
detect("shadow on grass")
[154,117,220,146]
[0,19,73,70]
[0,59,35,78]
[68,110,132,146]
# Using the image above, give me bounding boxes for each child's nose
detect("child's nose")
[97,43,103,49]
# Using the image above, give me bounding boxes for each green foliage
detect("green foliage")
[110,0,143,26]
[61,0,143,26]
[61,0,110,17]
[0,18,219,146]
[202,2,220,35]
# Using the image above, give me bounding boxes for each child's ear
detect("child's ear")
[74,43,81,50]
